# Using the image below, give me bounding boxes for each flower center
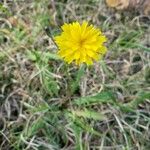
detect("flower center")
[79,38,86,47]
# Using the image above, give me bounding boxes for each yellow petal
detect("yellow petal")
[54,21,107,65]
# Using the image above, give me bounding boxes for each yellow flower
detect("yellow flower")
[54,21,107,65]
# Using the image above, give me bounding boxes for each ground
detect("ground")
[0,0,150,150]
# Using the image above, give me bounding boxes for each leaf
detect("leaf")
[143,0,150,15]
[0,3,10,15]
[27,50,61,62]
[106,0,120,7]
[32,103,50,113]
[106,0,129,9]
[8,16,19,27]
[25,117,45,138]
[125,92,150,109]
[26,50,37,61]
[73,91,116,106]
[66,112,101,136]
[70,109,106,121]
[116,92,150,113]
[71,65,85,94]
[106,0,150,15]
[43,75,59,96]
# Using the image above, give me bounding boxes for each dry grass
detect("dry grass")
[0,0,150,150]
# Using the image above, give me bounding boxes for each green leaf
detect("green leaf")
[73,91,115,106]
[71,65,85,94]
[125,92,150,109]
[26,50,37,61]
[27,50,61,63]
[43,75,59,96]
[66,112,101,136]
[70,109,106,121]
[25,117,45,138]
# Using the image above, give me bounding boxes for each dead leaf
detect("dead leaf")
[106,0,121,7]
[8,16,18,27]
[8,16,31,34]
[106,0,129,10]
[106,0,150,15]
[143,0,150,15]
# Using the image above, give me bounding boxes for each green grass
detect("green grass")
[0,0,150,150]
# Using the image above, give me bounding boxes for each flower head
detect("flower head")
[54,21,107,65]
